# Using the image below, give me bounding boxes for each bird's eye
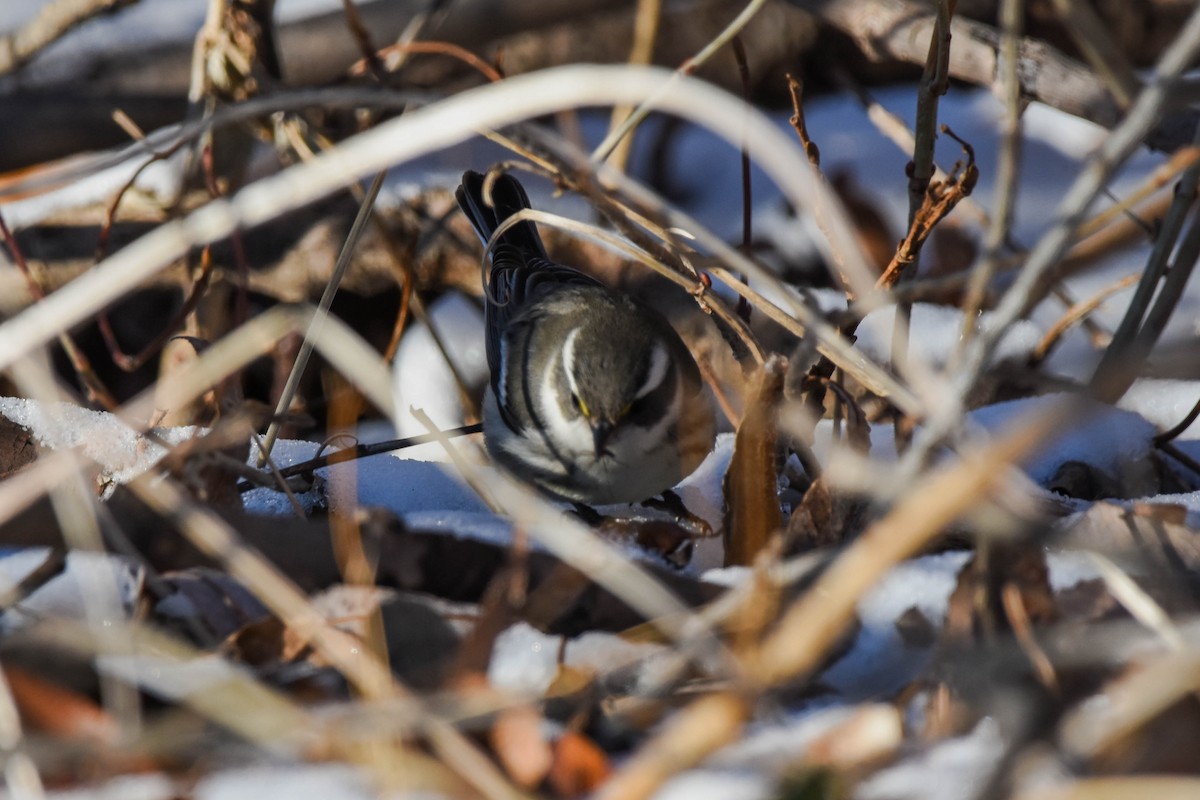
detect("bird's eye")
[623,397,645,419]
[570,393,589,417]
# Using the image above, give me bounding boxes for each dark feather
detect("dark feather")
[456,170,602,402]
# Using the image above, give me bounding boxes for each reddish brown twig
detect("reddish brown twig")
[876,125,977,290]
[1029,272,1138,366]
[786,74,820,168]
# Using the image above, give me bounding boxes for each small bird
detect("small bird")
[456,170,715,505]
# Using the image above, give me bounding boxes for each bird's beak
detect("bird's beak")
[590,420,614,458]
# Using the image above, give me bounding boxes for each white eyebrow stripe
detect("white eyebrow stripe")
[636,341,670,399]
[563,327,583,398]
[497,337,510,407]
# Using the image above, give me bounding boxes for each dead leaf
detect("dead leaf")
[548,730,612,798]
[724,355,786,566]
[4,665,119,745]
[894,606,937,648]
[491,704,553,789]
[943,543,1056,644]
[832,170,896,275]
[785,476,868,552]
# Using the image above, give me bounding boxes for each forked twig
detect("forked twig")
[876,126,978,291]
[785,74,820,168]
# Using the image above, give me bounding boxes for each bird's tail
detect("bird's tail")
[455,170,549,259]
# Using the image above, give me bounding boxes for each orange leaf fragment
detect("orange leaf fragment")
[548,730,612,798]
[4,666,119,745]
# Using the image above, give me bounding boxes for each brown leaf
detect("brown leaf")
[4,665,119,745]
[785,476,868,552]
[894,606,937,648]
[161,567,270,645]
[927,217,978,278]
[0,411,37,478]
[548,730,612,798]
[491,705,554,789]
[724,355,787,566]
[225,616,286,667]
[943,543,1056,644]
[831,170,897,275]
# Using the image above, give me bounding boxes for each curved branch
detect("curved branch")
[0,0,135,78]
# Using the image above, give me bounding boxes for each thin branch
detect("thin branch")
[0,211,118,408]
[603,0,662,172]
[876,127,977,290]
[1154,395,1200,446]
[1090,128,1200,399]
[258,170,386,464]
[348,39,503,82]
[1029,273,1139,366]
[0,66,883,401]
[1048,0,1140,110]
[904,5,1200,473]
[785,74,820,167]
[959,0,1023,344]
[592,0,771,162]
[126,473,529,800]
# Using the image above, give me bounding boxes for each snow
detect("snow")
[0,151,184,231]
[194,764,388,800]
[822,552,969,698]
[1118,379,1200,439]
[331,454,492,517]
[390,292,488,461]
[856,304,1042,368]
[969,395,1157,485]
[566,631,674,692]
[856,718,1004,800]
[487,623,561,695]
[0,549,142,634]
[652,770,772,800]
[813,394,1160,491]
[706,703,875,772]
[0,397,197,493]
[487,622,690,700]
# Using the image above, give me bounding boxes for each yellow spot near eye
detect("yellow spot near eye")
[620,402,632,418]
[576,395,591,418]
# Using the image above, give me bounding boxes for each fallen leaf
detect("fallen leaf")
[548,730,612,798]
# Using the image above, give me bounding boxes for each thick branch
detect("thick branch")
[796,0,1199,151]
[0,0,135,78]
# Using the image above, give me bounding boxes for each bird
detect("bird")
[455,169,715,506]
